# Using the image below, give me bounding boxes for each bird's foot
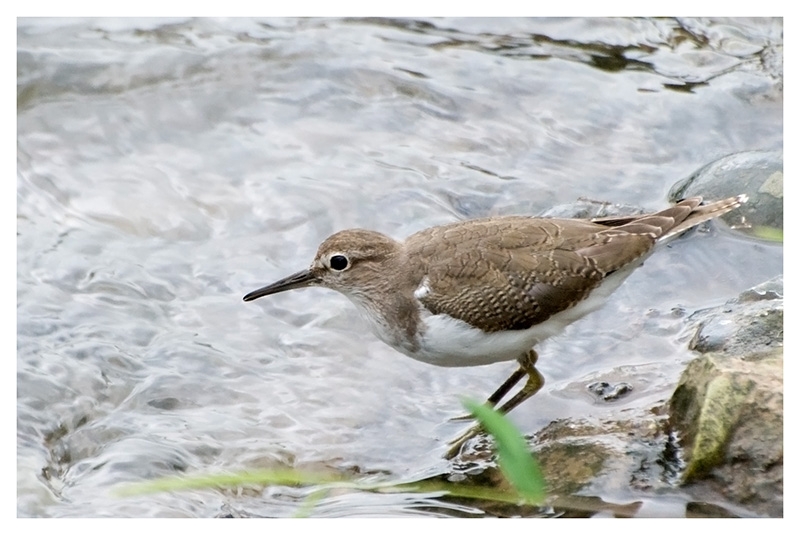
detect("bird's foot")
[444,423,483,459]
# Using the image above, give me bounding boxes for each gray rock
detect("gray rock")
[669,276,783,517]
[687,276,783,356]
[669,150,783,238]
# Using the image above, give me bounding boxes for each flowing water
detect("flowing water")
[17,17,783,517]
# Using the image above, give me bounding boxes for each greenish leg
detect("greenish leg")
[445,349,543,459]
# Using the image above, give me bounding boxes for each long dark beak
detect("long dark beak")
[243,269,318,302]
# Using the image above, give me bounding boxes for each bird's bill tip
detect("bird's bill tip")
[243,269,317,301]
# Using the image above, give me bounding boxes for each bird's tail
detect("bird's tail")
[594,194,748,241]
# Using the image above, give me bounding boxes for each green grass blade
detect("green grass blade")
[462,398,547,504]
[116,468,535,506]
[116,401,547,511]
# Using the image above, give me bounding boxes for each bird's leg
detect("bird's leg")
[448,364,527,422]
[493,352,544,415]
[445,350,544,459]
[486,366,528,406]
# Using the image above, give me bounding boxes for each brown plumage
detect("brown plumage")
[404,196,743,333]
[244,194,747,456]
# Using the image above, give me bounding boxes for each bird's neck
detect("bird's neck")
[340,251,425,355]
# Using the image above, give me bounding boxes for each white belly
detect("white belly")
[405,264,639,367]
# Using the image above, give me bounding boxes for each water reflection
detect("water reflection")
[17,17,782,517]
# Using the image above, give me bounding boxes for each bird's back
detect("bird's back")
[404,196,744,333]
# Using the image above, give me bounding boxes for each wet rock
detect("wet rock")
[669,350,782,516]
[687,276,783,356]
[535,430,611,497]
[668,276,783,517]
[669,150,783,239]
[686,501,740,518]
[540,199,643,220]
[447,416,651,517]
[587,381,633,401]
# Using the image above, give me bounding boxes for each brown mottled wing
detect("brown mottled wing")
[411,218,655,332]
[410,196,745,333]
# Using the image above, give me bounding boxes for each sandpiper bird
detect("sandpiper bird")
[244,195,746,457]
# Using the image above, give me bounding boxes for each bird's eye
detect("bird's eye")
[329,254,349,271]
